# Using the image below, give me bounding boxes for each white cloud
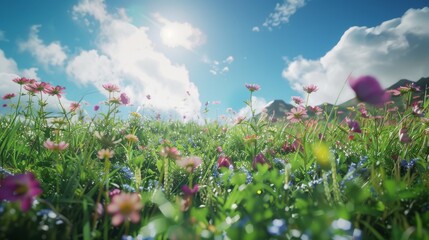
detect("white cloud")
[69,0,202,120]
[72,0,108,23]
[18,25,67,67]
[0,49,72,111]
[282,7,429,105]
[263,0,306,30]
[204,55,234,75]
[252,26,260,32]
[154,13,205,50]
[237,96,268,119]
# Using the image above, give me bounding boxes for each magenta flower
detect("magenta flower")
[43,139,69,151]
[217,155,232,169]
[94,105,100,111]
[349,76,390,107]
[24,82,51,94]
[102,83,120,92]
[0,173,43,212]
[303,84,319,94]
[286,107,308,123]
[70,102,80,112]
[345,118,362,133]
[252,152,270,170]
[292,96,304,105]
[245,83,260,92]
[2,93,16,100]
[182,184,199,196]
[13,77,35,85]
[399,128,411,143]
[120,92,130,105]
[107,193,143,226]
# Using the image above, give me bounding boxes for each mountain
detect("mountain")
[261,99,294,120]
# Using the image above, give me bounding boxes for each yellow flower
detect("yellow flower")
[312,142,332,170]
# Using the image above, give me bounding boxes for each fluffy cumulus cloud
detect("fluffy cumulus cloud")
[154,13,205,50]
[263,0,306,30]
[18,25,67,67]
[282,7,429,105]
[69,0,202,120]
[237,96,269,119]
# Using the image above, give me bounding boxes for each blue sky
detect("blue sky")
[1,0,428,121]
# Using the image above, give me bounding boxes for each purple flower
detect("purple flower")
[94,105,100,111]
[120,93,130,105]
[245,83,260,92]
[252,152,270,170]
[345,118,362,133]
[217,155,232,169]
[349,76,389,107]
[182,184,199,196]
[0,173,43,212]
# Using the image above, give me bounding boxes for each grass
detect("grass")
[0,79,428,239]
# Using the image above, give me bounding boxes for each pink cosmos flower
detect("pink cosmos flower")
[70,102,80,112]
[107,193,143,226]
[245,83,260,92]
[0,173,43,212]
[217,155,232,169]
[308,106,323,115]
[292,96,304,105]
[176,156,202,173]
[2,93,15,100]
[182,184,199,196]
[303,84,319,94]
[102,83,120,92]
[45,85,65,98]
[13,77,33,85]
[120,92,130,105]
[43,139,69,151]
[349,76,390,107]
[286,107,308,123]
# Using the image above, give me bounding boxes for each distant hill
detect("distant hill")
[259,77,428,121]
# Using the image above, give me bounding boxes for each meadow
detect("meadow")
[0,76,428,240]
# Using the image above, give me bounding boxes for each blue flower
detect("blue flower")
[267,219,287,236]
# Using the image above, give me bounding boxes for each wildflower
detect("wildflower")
[286,107,308,123]
[120,92,130,105]
[216,146,223,153]
[45,85,65,98]
[43,139,69,151]
[292,96,304,105]
[107,193,143,226]
[109,189,121,199]
[0,173,43,212]
[97,149,114,159]
[244,134,259,143]
[345,118,362,133]
[267,219,287,236]
[109,97,121,104]
[245,83,260,92]
[2,93,15,100]
[24,81,51,94]
[124,134,139,143]
[70,102,80,112]
[399,128,411,143]
[130,112,141,118]
[217,155,232,169]
[176,156,202,173]
[182,184,199,196]
[303,84,319,94]
[252,152,270,170]
[160,146,181,160]
[102,83,120,92]
[349,75,389,107]
[308,105,323,115]
[13,77,33,85]
[312,142,332,170]
[94,105,100,111]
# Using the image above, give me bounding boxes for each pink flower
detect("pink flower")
[45,85,65,98]
[252,152,270,170]
[107,193,143,226]
[308,106,323,115]
[303,84,319,93]
[182,184,199,196]
[217,155,232,169]
[160,146,181,160]
[120,92,130,105]
[399,128,411,143]
[97,149,114,159]
[292,96,304,105]
[102,83,120,92]
[0,173,43,212]
[2,93,15,100]
[176,156,202,173]
[286,107,308,123]
[109,189,121,199]
[349,76,389,107]
[13,77,35,85]
[70,102,80,112]
[43,139,69,151]
[94,105,100,111]
[245,83,260,92]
